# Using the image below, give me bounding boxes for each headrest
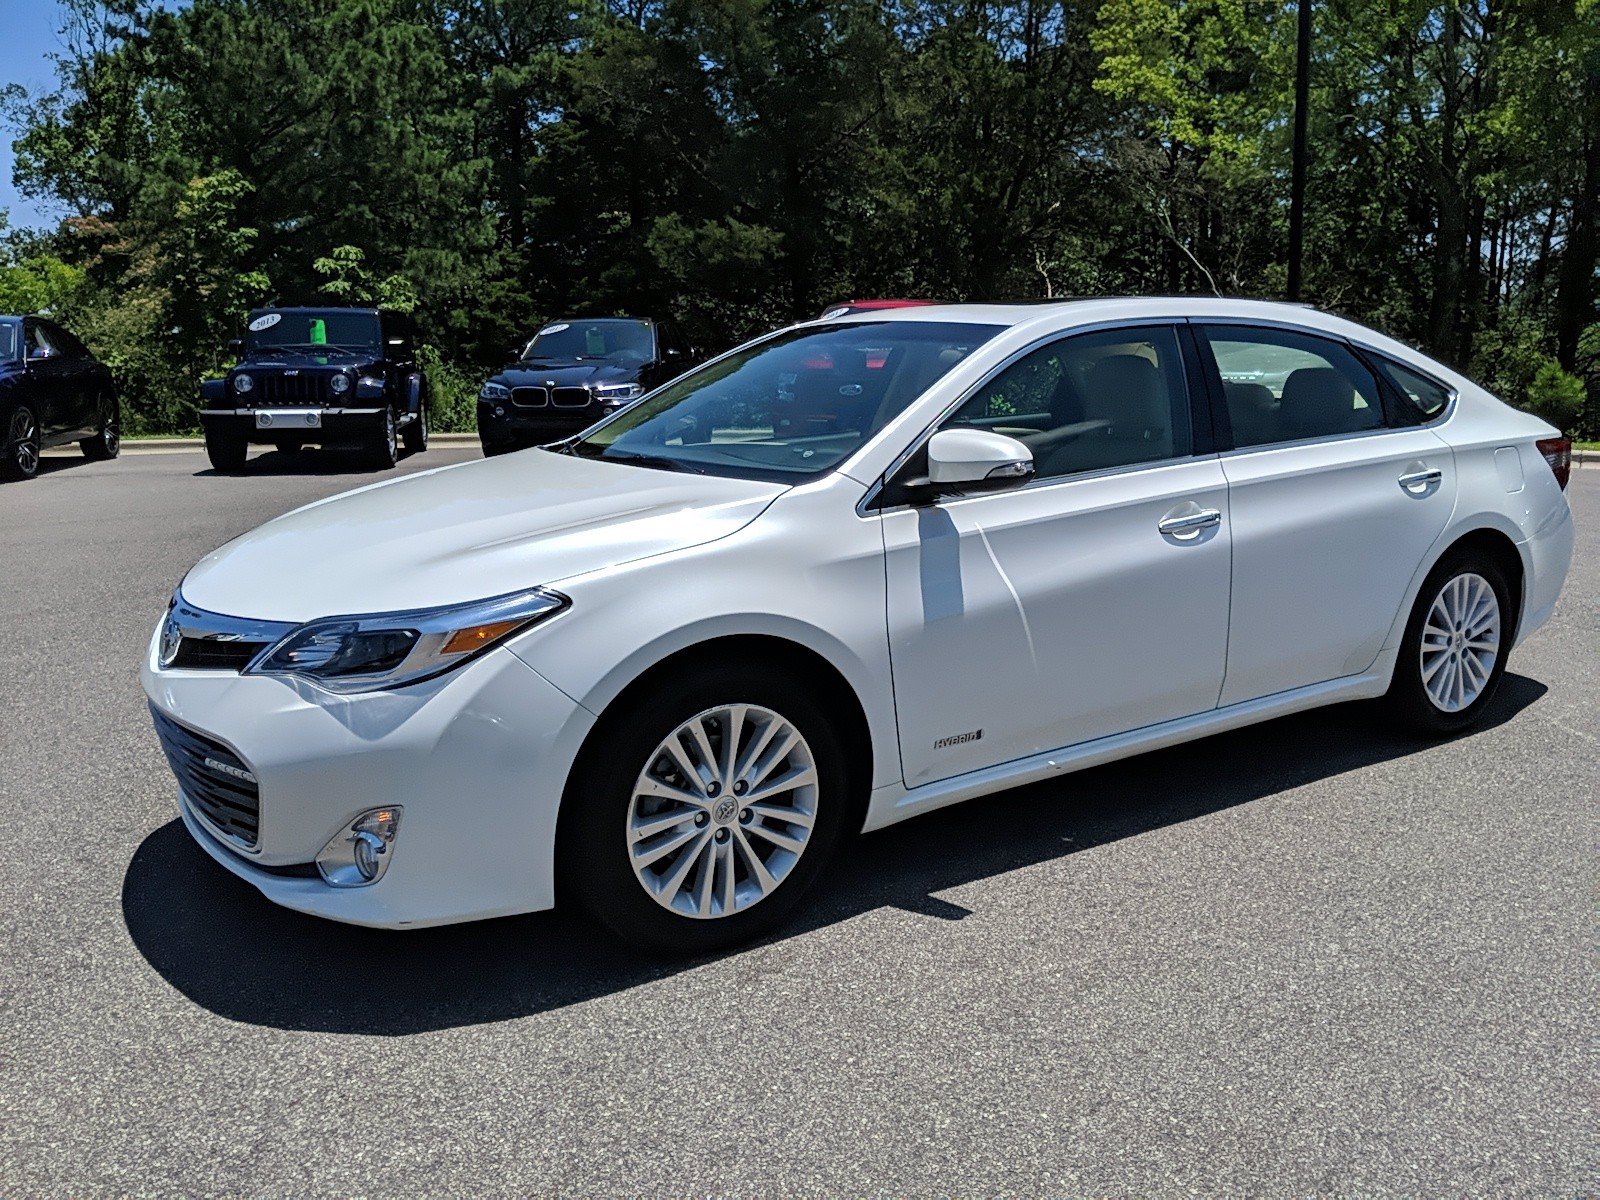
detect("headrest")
[1281,368,1357,435]
[1085,354,1164,428]
[1224,381,1275,412]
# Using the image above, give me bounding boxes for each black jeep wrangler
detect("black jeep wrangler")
[199,307,429,472]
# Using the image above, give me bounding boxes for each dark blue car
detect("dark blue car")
[0,315,119,483]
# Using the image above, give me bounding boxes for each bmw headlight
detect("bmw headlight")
[329,373,352,395]
[480,381,511,402]
[249,587,568,693]
[593,382,644,406]
[234,373,255,394]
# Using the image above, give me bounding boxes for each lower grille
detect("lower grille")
[511,386,548,407]
[169,637,268,671]
[552,386,590,408]
[151,707,261,848]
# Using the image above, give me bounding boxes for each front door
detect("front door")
[882,325,1234,788]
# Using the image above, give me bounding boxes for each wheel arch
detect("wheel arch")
[555,632,878,842]
[1384,519,1528,660]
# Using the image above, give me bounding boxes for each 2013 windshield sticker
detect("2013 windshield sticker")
[248,313,282,332]
[933,729,982,749]
[539,323,569,335]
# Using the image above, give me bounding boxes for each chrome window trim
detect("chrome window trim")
[857,317,1199,517]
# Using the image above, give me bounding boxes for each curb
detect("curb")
[1576,449,1597,465]
[121,432,482,452]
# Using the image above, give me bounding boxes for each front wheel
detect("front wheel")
[559,667,854,953]
[204,426,249,474]
[2,404,41,482]
[369,408,399,470]
[1386,550,1513,735]
[80,396,120,461]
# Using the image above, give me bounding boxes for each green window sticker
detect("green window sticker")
[309,318,327,345]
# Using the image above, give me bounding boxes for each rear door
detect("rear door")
[1194,322,1456,705]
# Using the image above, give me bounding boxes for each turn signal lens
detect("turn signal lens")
[441,620,523,655]
[1535,437,1571,491]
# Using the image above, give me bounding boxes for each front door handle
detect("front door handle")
[1158,508,1223,539]
[1398,466,1443,494]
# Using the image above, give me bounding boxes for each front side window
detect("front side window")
[246,310,380,354]
[1202,326,1384,448]
[944,325,1192,481]
[24,321,57,360]
[1375,356,1452,423]
[0,322,18,363]
[41,322,89,359]
[522,319,655,364]
[571,321,1003,482]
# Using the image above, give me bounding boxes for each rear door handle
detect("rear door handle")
[1158,508,1223,539]
[1398,467,1443,494]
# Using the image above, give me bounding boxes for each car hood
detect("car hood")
[181,450,787,622]
[497,361,643,387]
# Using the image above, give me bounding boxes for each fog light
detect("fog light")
[316,806,402,887]
[494,405,505,417]
[258,412,273,427]
[307,412,321,427]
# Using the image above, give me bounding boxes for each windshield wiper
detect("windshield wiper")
[600,450,706,475]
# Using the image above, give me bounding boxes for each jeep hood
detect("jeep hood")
[180,450,786,622]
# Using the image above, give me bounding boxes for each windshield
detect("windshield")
[569,321,1003,482]
[0,322,16,363]
[246,310,379,354]
[522,319,654,363]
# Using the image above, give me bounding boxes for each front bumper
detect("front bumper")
[200,408,388,445]
[142,629,595,928]
[476,399,611,447]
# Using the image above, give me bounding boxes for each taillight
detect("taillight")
[1535,436,1571,491]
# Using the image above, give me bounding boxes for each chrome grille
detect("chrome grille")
[511,386,548,407]
[257,374,327,405]
[552,386,590,408]
[151,707,261,848]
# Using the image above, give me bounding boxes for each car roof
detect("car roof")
[250,305,381,314]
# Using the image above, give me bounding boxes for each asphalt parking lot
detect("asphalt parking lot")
[2,443,1595,1194]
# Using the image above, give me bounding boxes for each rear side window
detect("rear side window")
[946,325,1191,481]
[1374,356,1452,423]
[1200,326,1384,448]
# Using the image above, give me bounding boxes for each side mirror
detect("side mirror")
[925,428,1034,495]
[227,338,244,353]
[665,347,682,359]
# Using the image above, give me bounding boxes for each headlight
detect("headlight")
[329,373,352,395]
[248,587,568,693]
[480,381,511,401]
[594,383,644,405]
[233,373,255,394]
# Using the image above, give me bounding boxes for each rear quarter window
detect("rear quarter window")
[1374,356,1453,423]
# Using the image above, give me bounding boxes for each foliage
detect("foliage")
[0,0,1594,435]
[1525,361,1586,431]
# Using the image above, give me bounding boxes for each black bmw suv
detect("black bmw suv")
[199,306,430,472]
[476,316,697,455]
[0,314,120,482]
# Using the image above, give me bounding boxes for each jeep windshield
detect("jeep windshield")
[521,319,654,364]
[567,320,1003,483]
[246,310,379,355]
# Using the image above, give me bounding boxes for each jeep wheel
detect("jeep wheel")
[401,402,428,455]
[2,404,41,482]
[370,408,399,470]
[205,427,249,474]
[80,396,120,461]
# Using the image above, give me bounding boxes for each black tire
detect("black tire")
[369,408,399,470]
[204,427,249,474]
[1,403,41,482]
[558,664,856,954]
[480,437,515,457]
[401,400,429,455]
[80,396,120,461]
[1385,548,1515,735]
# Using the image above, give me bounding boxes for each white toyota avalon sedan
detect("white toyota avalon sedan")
[143,299,1574,951]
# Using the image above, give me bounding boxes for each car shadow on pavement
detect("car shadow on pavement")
[122,674,1547,1036]
[191,446,426,477]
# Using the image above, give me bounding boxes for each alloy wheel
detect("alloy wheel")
[1420,572,1500,713]
[10,407,39,476]
[627,703,819,919]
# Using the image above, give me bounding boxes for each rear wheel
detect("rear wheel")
[204,426,249,474]
[1386,550,1513,734]
[80,396,120,461]
[1,404,41,482]
[559,666,853,953]
[369,407,399,469]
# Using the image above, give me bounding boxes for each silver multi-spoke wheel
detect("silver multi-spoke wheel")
[627,703,818,920]
[1420,572,1501,713]
[10,407,39,476]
